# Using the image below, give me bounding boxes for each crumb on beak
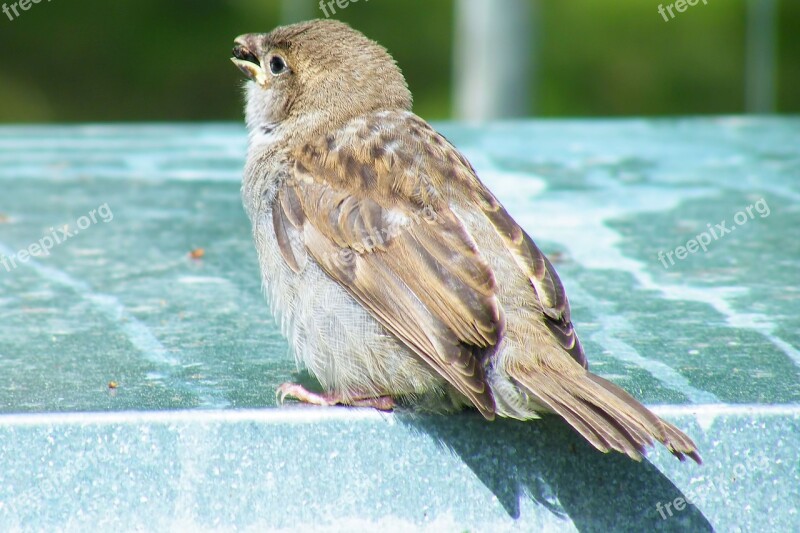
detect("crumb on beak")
[231,41,268,86]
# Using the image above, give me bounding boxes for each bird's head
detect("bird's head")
[232,19,412,140]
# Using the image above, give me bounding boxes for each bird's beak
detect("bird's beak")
[231,37,268,87]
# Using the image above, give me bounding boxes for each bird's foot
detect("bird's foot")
[276,382,395,411]
[276,383,334,406]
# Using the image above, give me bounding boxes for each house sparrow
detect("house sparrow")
[231,19,701,463]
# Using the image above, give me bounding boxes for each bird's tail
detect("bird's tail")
[510,366,702,463]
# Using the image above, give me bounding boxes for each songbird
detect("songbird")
[231,19,701,463]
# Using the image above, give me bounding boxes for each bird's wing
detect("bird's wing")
[472,187,586,368]
[432,135,587,368]
[273,112,503,418]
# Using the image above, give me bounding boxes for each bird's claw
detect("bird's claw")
[276,382,333,406]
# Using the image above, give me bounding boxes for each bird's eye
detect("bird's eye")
[232,45,259,65]
[269,55,287,75]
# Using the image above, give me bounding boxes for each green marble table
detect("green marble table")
[0,118,798,531]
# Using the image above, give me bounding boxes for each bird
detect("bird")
[231,19,701,464]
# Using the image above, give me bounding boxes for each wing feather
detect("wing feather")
[433,139,588,368]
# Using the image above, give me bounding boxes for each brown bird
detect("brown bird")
[231,19,701,463]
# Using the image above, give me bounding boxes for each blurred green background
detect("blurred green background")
[0,0,797,123]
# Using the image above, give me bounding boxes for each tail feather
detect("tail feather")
[515,372,650,461]
[511,368,702,464]
[586,373,702,463]
[585,401,653,454]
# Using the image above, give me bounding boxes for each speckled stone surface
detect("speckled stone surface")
[0,119,798,531]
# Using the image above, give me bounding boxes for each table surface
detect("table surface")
[0,118,798,531]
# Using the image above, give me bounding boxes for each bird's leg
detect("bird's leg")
[276,382,395,411]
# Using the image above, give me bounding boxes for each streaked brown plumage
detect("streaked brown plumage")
[232,19,701,463]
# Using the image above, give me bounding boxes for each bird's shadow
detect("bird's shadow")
[397,411,713,532]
